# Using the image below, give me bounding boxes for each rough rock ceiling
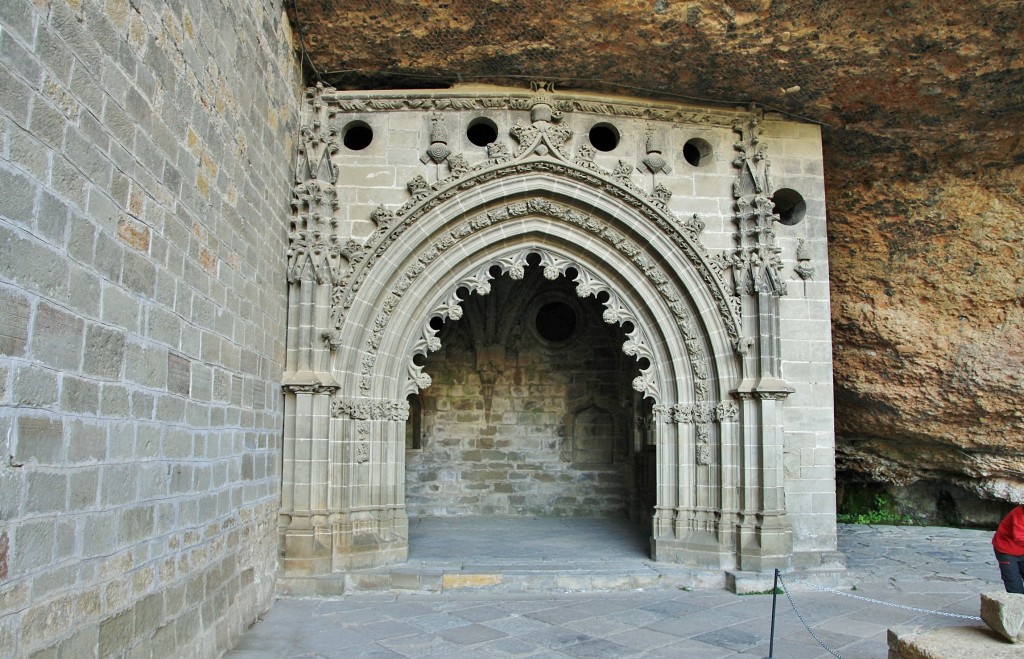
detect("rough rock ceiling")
[289,0,1024,500]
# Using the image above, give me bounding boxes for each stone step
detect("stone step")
[277,562,851,597]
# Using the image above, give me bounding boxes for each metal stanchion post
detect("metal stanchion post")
[767,568,779,659]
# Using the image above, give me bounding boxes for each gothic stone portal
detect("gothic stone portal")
[281,83,840,577]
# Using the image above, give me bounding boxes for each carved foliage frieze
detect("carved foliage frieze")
[313,88,737,127]
[653,401,738,466]
[331,397,410,421]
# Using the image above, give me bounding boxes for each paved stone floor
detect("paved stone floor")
[228,522,1001,658]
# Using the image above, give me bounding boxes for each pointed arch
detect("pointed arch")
[330,167,742,414]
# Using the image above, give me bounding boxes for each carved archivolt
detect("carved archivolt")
[291,83,752,432]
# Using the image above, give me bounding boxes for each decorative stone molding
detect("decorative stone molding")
[399,246,661,401]
[639,126,672,176]
[282,383,339,395]
[330,397,410,421]
[795,238,816,281]
[314,87,738,128]
[420,112,451,165]
[293,84,742,350]
[715,110,787,296]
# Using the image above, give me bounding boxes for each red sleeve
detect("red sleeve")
[993,506,1024,555]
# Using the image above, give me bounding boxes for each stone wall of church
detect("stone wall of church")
[406,277,641,518]
[0,1,299,656]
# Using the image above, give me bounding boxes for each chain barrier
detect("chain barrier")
[767,571,985,659]
[787,577,983,621]
[776,572,844,658]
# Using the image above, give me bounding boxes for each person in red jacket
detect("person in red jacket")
[993,504,1024,593]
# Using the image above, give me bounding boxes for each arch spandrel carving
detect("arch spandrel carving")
[337,162,741,346]
[346,203,732,408]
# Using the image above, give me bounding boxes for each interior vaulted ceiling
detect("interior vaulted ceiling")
[288,0,1024,499]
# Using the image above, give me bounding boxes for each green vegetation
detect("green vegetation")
[739,587,784,596]
[837,493,915,526]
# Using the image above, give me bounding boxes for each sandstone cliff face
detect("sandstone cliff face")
[291,0,1024,501]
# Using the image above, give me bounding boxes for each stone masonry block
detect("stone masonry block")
[14,415,64,465]
[11,364,58,407]
[81,513,116,558]
[0,164,38,227]
[98,606,136,658]
[68,469,99,511]
[0,223,69,300]
[29,96,68,151]
[0,286,32,356]
[83,323,126,380]
[31,301,84,370]
[66,418,107,463]
[25,471,67,514]
[11,517,55,573]
[981,591,1024,643]
[60,374,101,414]
[8,124,50,184]
[122,340,166,389]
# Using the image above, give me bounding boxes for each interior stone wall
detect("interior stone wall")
[0,1,299,656]
[406,274,643,518]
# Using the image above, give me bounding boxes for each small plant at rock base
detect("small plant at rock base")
[837,494,915,526]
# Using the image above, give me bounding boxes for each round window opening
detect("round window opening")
[683,137,712,167]
[771,188,807,226]
[535,302,577,343]
[343,121,373,150]
[589,123,620,152]
[467,118,498,147]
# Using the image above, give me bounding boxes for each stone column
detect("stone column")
[733,292,793,571]
[328,400,409,570]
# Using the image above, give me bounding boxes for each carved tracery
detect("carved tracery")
[400,247,661,401]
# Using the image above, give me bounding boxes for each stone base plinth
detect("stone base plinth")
[887,625,1019,659]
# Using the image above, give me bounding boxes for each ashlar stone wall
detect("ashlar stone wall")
[0,1,299,656]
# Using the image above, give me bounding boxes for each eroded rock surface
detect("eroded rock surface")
[290,0,1024,499]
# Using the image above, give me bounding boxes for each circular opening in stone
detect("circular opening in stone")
[589,123,620,152]
[467,117,498,146]
[343,121,373,150]
[683,137,712,167]
[535,301,577,343]
[771,188,807,225]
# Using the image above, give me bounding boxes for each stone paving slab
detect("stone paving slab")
[228,524,1002,658]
